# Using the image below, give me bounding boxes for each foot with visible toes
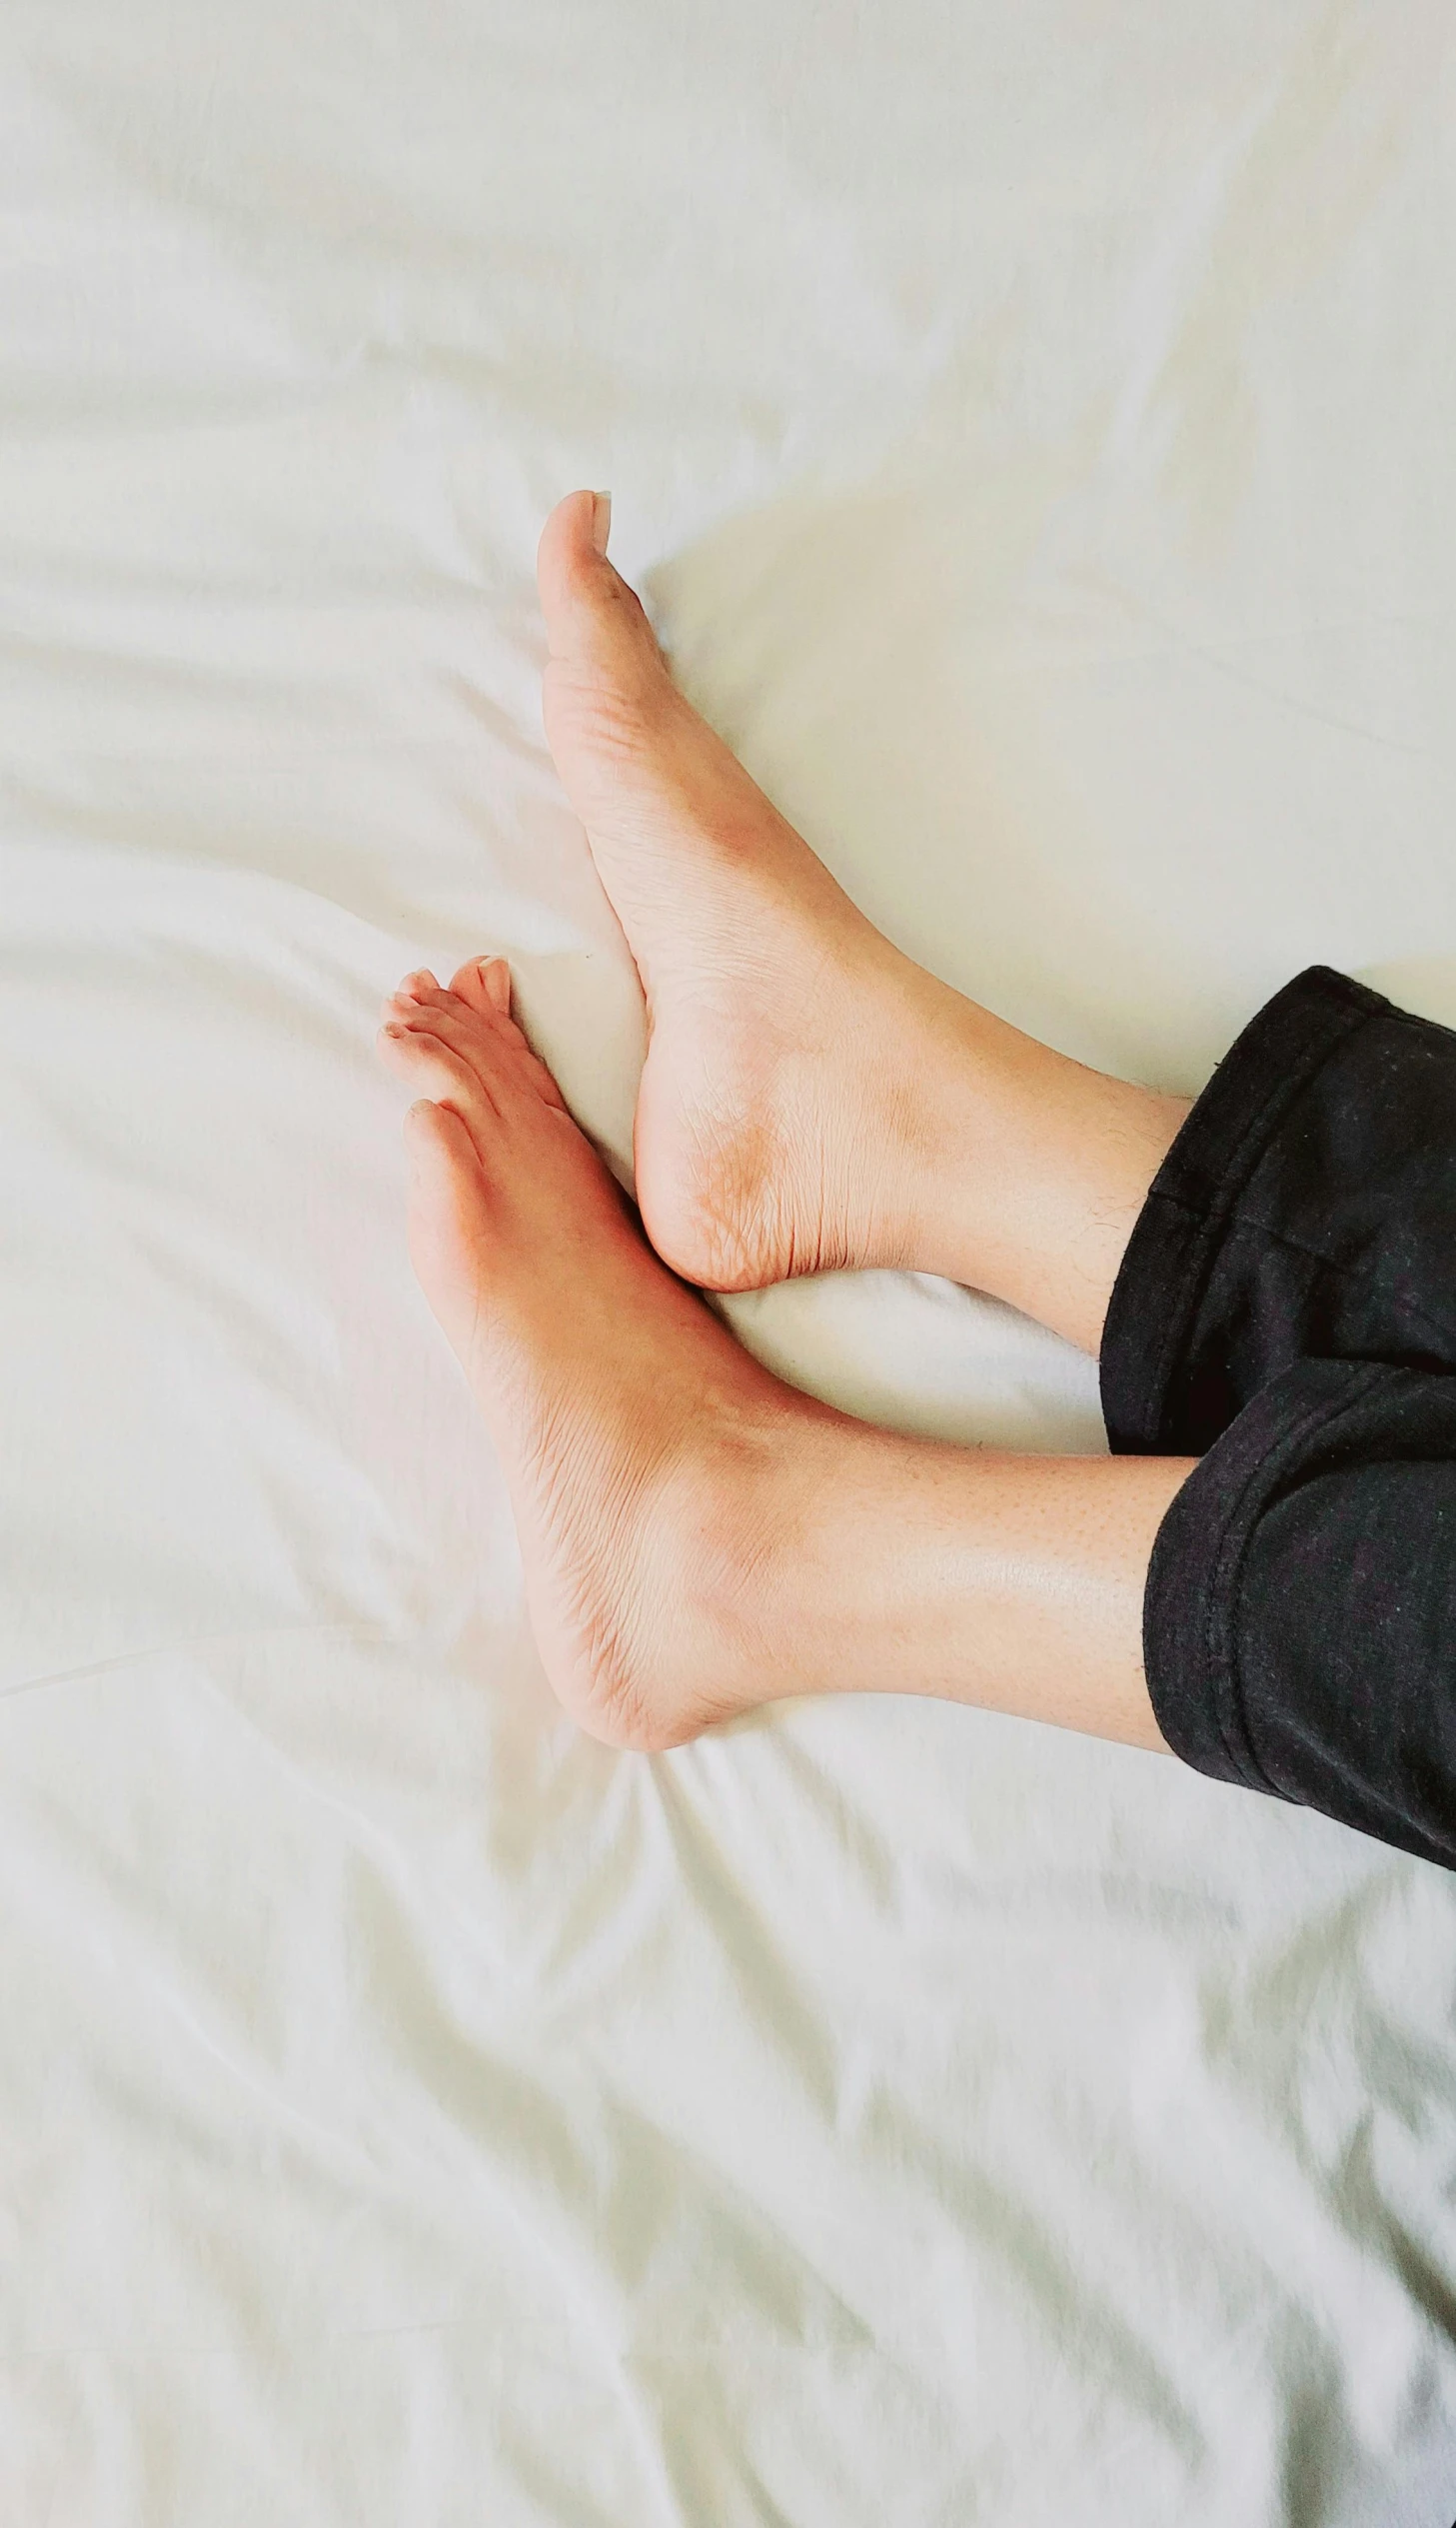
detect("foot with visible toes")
[376,957,828,1749]
[376,956,1181,1756]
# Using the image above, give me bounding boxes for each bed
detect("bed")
[3,2,1455,2519]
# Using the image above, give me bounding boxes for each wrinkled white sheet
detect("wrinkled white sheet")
[3,3,1456,2521]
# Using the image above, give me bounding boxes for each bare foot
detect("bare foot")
[376,956,826,1749]
[537,492,1186,1351]
[538,492,950,1290]
[377,958,1178,1754]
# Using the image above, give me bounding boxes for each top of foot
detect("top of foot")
[376,956,829,1749]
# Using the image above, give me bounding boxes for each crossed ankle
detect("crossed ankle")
[878,997,1186,1351]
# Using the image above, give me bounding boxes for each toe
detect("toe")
[380,987,571,1119]
[403,1093,481,1189]
[431,979,573,1117]
[537,491,662,685]
[378,1019,503,1140]
[450,955,514,1021]
[483,957,513,1017]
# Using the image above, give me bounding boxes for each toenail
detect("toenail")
[479,957,513,1015]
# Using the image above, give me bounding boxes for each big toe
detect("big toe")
[537,490,665,694]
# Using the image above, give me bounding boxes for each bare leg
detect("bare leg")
[538,492,1188,1355]
[378,965,1188,1753]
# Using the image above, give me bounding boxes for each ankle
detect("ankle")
[895,993,1186,1353]
[616,1394,804,1739]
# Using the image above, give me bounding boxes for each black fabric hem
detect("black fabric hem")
[1141,1361,1388,1796]
[1099,967,1390,1454]
[1142,1358,1456,1873]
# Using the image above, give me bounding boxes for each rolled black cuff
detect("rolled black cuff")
[1100,966,1390,1455]
[1143,1358,1456,1871]
[1100,963,1456,1866]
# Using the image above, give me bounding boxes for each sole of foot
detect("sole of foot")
[537,488,976,1293]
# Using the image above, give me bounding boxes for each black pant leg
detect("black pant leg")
[1101,967,1456,1457]
[1144,1358,1456,1871]
[1100,968,1456,1869]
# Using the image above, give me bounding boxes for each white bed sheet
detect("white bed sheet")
[3,3,1456,2520]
